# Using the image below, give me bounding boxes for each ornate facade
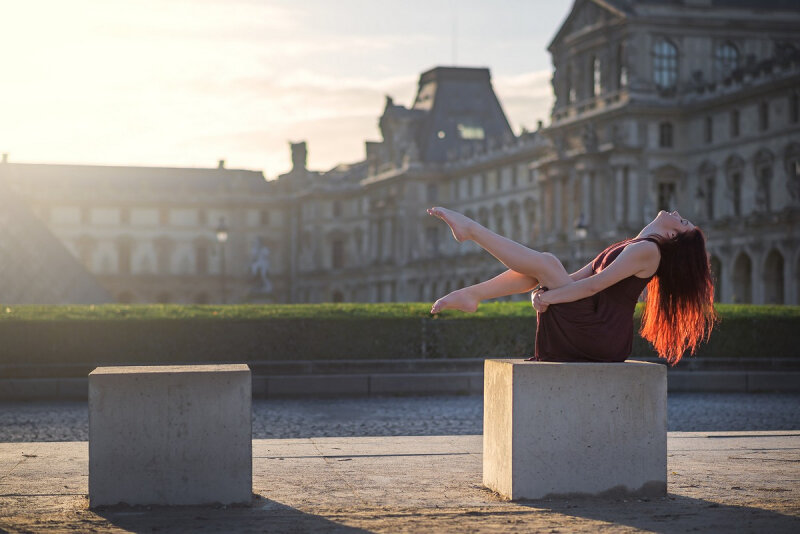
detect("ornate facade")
[3,0,799,306]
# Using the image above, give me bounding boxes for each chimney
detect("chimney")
[218,159,225,169]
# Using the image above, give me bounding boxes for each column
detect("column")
[614,167,625,225]
[553,177,563,236]
[581,171,591,225]
[627,166,639,227]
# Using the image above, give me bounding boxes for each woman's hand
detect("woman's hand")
[531,288,549,313]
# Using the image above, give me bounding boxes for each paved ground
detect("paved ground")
[1,433,798,533]
[0,393,798,442]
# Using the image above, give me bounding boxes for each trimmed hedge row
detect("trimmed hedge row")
[0,304,798,366]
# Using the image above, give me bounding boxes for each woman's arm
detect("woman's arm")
[536,242,659,310]
[569,262,594,282]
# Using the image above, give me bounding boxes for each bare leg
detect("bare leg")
[427,207,572,289]
[431,270,538,314]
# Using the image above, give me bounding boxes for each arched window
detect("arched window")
[730,109,740,138]
[699,162,716,220]
[653,39,678,89]
[759,101,770,131]
[726,156,744,217]
[659,122,673,148]
[714,42,739,79]
[657,182,676,212]
[591,56,602,97]
[617,42,628,89]
[753,149,774,212]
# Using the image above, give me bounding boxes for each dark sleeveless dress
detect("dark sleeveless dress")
[532,237,657,363]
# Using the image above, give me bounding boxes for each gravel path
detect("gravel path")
[1,393,798,442]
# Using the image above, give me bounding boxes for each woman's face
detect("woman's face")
[655,210,695,239]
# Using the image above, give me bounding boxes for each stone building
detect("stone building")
[2,159,287,304]
[281,0,800,305]
[536,0,800,304]
[3,0,799,306]
[277,67,547,303]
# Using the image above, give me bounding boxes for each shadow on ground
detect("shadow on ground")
[93,494,371,534]
[526,493,799,534]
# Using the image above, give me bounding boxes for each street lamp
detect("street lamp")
[216,217,229,304]
[573,213,588,268]
[574,212,588,240]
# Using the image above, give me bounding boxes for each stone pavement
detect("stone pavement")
[1,432,798,533]
[1,393,799,442]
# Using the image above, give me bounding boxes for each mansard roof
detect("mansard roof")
[550,0,800,51]
[408,66,514,164]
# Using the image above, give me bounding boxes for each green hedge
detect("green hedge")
[0,303,798,366]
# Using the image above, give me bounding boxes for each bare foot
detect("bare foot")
[426,207,476,242]
[430,288,479,314]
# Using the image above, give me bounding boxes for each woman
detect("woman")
[427,207,716,365]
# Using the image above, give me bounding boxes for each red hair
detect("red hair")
[640,228,718,365]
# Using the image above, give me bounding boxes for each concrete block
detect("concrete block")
[667,371,747,392]
[89,364,252,507]
[265,374,369,398]
[483,359,666,500]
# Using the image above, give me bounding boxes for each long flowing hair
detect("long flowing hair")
[640,228,718,365]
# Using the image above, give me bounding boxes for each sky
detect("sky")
[0,0,573,179]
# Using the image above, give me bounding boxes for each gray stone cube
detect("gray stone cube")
[89,364,252,507]
[483,359,666,500]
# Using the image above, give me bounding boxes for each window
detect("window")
[457,122,484,140]
[617,42,628,89]
[332,201,342,218]
[714,42,739,79]
[653,39,678,89]
[705,176,716,220]
[260,210,269,225]
[791,92,799,124]
[332,239,344,269]
[730,172,742,216]
[566,65,575,104]
[196,244,207,274]
[659,122,673,148]
[730,109,740,138]
[591,56,601,97]
[425,227,439,256]
[657,182,676,211]
[426,184,438,203]
[759,101,769,131]
[704,116,713,144]
[754,150,774,212]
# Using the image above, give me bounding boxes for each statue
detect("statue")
[250,238,272,293]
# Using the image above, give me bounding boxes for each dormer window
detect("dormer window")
[617,43,628,89]
[591,56,602,97]
[714,42,739,80]
[457,122,485,140]
[653,39,678,89]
